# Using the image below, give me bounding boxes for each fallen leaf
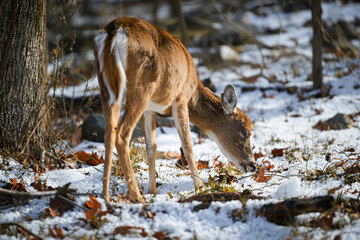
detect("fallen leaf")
[85,195,102,220]
[113,226,147,237]
[196,160,209,170]
[10,179,27,192]
[254,151,265,160]
[167,192,173,199]
[344,147,355,153]
[262,160,274,170]
[271,148,286,157]
[49,226,64,239]
[254,169,272,183]
[31,179,55,191]
[153,231,166,240]
[328,185,343,194]
[49,197,62,217]
[315,108,322,115]
[75,151,104,166]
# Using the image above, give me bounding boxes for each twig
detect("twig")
[0,222,43,240]
[0,204,16,210]
[44,150,66,165]
[236,173,256,181]
[263,173,291,179]
[59,138,76,155]
[57,195,90,211]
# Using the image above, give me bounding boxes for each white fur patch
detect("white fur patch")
[143,112,154,157]
[94,29,128,106]
[95,31,116,105]
[145,101,167,114]
[111,29,128,106]
[94,32,107,72]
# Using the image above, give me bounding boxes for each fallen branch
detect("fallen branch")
[0,222,43,240]
[179,191,266,211]
[259,195,360,226]
[0,182,75,198]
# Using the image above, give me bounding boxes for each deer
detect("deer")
[94,17,256,202]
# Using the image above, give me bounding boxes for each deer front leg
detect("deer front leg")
[140,112,158,194]
[102,104,121,201]
[172,100,204,191]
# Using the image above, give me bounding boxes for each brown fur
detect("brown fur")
[94,17,254,202]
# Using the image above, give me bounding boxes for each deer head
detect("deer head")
[206,84,256,172]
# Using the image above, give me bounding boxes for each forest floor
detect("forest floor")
[1,1,360,240]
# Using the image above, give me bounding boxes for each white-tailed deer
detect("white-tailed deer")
[94,17,255,202]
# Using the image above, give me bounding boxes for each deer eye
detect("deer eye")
[240,129,248,138]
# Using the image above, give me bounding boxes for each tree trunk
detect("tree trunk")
[171,0,189,46]
[310,0,323,90]
[0,0,47,158]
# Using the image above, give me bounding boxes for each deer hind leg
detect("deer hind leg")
[102,103,121,201]
[115,91,154,202]
[172,100,204,191]
[140,112,157,194]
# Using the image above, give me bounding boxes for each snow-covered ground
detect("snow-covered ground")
[1,2,360,239]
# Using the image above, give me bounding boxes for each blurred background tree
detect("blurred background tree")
[310,0,323,91]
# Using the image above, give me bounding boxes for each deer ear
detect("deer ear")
[221,84,238,115]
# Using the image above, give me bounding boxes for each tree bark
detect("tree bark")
[0,0,47,157]
[310,0,323,90]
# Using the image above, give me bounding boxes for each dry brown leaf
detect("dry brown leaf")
[153,231,166,240]
[271,148,287,157]
[75,151,104,166]
[10,179,27,192]
[85,195,102,220]
[254,168,272,183]
[254,151,265,160]
[113,226,148,237]
[196,160,209,170]
[49,226,64,239]
[167,192,173,199]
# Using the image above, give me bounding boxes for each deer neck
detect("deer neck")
[188,82,224,132]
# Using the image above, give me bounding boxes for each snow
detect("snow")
[1,1,360,239]
[274,177,302,199]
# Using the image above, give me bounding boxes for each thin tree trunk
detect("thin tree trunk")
[310,0,323,90]
[172,0,189,46]
[0,0,47,158]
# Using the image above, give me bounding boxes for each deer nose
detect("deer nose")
[246,161,256,172]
